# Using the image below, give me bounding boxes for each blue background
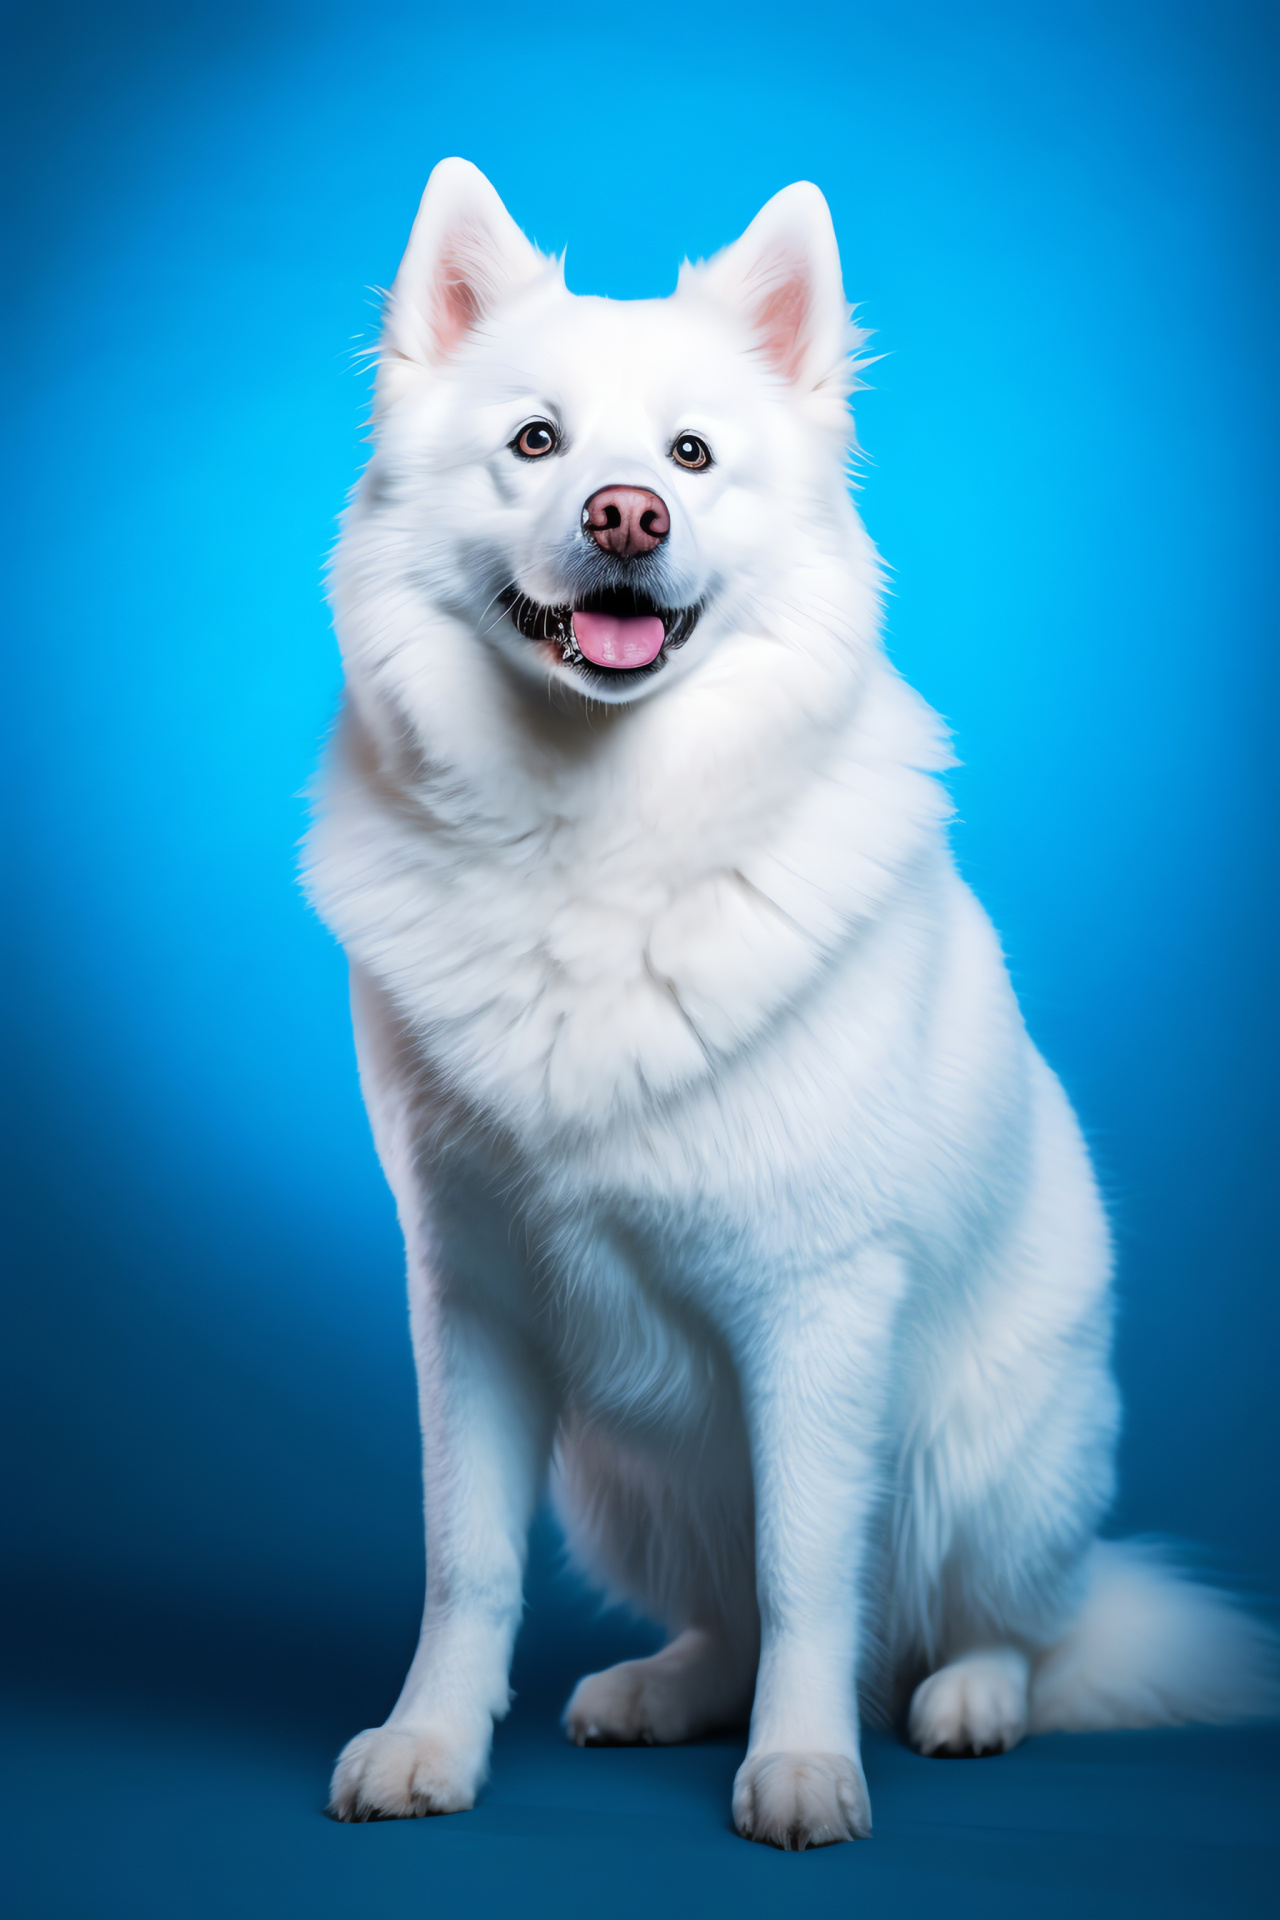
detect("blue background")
[3,2,1277,1914]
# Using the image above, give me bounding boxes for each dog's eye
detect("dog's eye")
[670,433,712,472]
[512,420,559,460]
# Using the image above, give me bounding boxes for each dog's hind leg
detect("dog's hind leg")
[553,1417,758,1745]
[565,1626,755,1746]
[893,1050,1117,1761]
[906,1647,1030,1756]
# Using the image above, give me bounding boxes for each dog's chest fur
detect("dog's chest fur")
[318,669,1031,1446]
[311,651,956,1153]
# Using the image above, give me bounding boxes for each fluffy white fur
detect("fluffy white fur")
[306,159,1277,1847]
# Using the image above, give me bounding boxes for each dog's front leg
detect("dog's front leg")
[732,1250,902,1848]
[328,1264,553,1820]
[328,974,554,1822]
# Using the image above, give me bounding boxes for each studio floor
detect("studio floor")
[5,1601,1276,1920]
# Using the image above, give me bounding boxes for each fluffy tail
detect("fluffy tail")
[1028,1540,1280,1734]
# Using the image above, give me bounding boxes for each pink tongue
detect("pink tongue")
[572,610,666,670]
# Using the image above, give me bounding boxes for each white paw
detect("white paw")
[564,1632,751,1747]
[327,1723,487,1821]
[565,1659,673,1745]
[908,1649,1030,1757]
[732,1750,871,1849]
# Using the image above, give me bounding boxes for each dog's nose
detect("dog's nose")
[581,486,670,558]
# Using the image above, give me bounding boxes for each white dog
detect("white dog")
[306,159,1275,1847]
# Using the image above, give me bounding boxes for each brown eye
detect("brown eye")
[671,433,712,471]
[512,419,558,459]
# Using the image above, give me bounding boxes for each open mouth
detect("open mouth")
[500,586,701,683]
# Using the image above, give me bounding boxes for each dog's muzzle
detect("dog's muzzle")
[500,585,702,683]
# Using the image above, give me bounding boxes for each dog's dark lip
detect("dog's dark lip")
[498,585,702,681]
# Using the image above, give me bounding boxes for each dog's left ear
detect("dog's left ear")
[684,183,856,395]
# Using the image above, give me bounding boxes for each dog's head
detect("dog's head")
[356,160,867,709]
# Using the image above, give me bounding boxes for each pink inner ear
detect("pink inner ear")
[752,262,811,382]
[432,236,487,357]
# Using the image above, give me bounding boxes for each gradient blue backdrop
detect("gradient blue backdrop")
[3,3,1277,1915]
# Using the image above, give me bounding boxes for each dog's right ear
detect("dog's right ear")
[378,159,549,400]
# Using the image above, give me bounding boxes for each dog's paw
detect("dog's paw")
[327,1723,486,1821]
[908,1649,1029,1757]
[732,1750,871,1849]
[565,1631,751,1747]
[565,1659,673,1746]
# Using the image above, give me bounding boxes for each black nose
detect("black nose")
[581,486,670,558]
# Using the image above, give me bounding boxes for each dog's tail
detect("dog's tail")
[1028,1540,1280,1733]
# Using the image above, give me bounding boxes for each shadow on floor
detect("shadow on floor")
[4,1517,1278,1920]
